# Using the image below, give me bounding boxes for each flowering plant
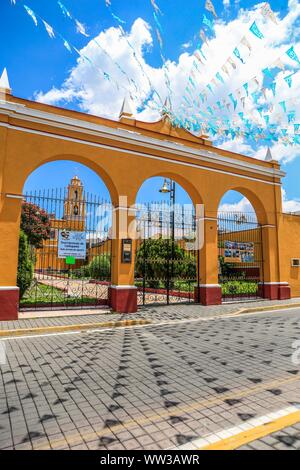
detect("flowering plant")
[21,202,51,248]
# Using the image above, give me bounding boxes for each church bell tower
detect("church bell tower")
[63,176,85,229]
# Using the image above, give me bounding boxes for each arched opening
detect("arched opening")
[217,191,264,303]
[19,161,114,311]
[134,176,200,306]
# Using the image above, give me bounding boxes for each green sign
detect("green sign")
[66,256,76,265]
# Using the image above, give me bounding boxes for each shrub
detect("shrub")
[88,254,111,280]
[17,230,34,298]
[78,265,90,279]
[136,238,196,288]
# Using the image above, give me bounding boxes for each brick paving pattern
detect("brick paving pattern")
[0,308,300,450]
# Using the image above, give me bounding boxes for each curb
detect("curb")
[2,302,299,338]
[231,302,300,317]
[0,319,152,338]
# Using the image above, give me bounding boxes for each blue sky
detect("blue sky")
[1,0,300,211]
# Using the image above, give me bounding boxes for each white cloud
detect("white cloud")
[35,2,300,176]
[219,138,300,163]
[282,188,300,213]
[219,138,256,157]
[181,41,193,50]
[35,18,165,119]
[262,142,300,164]
[219,196,255,214]
[219,187,300,214]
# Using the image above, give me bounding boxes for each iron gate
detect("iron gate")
[19,185,113,311]
[135,203,200,306]
[218,212,264,302]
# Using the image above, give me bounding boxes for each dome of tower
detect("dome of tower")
[71,176,82,186]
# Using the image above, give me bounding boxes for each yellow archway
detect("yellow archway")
[133,172,203,208]
[216,186,268,226]
[0,89,292,319]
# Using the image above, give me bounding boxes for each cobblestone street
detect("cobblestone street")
[1,307,300,450]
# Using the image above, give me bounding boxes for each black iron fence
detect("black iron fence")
[218,212,264,302]
[135,203,200,306]
[19,188,113,310]
[18,188,265,310]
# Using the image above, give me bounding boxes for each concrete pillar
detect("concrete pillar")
[0,194,22,320]
[196,217,222,306]
[259,224,291,300]
[109,203,137,313]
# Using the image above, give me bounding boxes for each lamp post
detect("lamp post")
[159,179,176,241]
[159,179,176,295]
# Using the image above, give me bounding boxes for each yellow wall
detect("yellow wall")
[278,213,300,297]
[87,239,112,262]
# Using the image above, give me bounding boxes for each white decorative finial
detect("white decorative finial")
[265,147,273,162]
[0,68,11,93]
[161,96,172,117]
[119,95,134,120]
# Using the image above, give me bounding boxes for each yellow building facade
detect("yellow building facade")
[1,78,300,319]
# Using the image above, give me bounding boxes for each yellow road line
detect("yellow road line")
[0,319,151,338]
[34,374,300,450]
[201,410,300,450]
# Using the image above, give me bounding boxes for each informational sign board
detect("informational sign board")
[58,231,86,260]
[224,241,254,263]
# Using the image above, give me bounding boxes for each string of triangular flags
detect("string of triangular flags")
[20,3,131,96]
[12,0,164,113]
[148,0,174,108]
[174,82,300,146]
[175,2,300,145]
[174,97,300,146]
[176,47,300,146]
[104,0,165,109]
[179,1,268,117]
[8,0,300,146]
[182,2,277,113]
[182,47,300,122]
[173,103,300,146]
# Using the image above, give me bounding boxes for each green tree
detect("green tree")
[17,230,34,298]
[21,202,51,249]
[136,238,196,288]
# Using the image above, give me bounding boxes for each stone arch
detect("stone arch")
[132,171,203,308]
[133,170,204,208]
[20,153,119,206]
[216,186,269,225]
[0,152,121,307]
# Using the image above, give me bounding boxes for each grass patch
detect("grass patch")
[20,283,99,307]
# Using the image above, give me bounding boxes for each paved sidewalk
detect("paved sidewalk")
[1,298,300,332]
